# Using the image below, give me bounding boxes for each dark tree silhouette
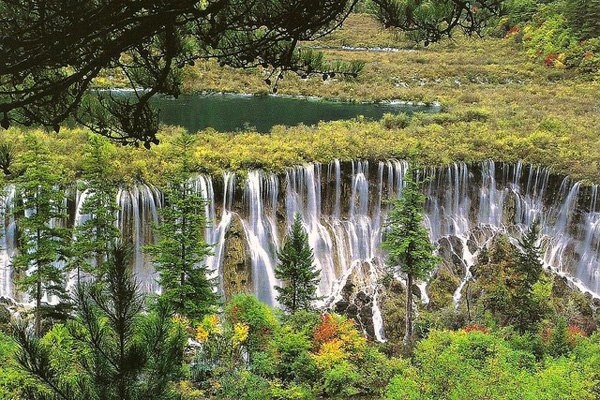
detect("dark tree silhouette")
[0,0,359,146]
[371,0,504,44]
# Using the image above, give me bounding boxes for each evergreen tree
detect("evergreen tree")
[13,242,187,400]
[382,170,438,346]
[12,136,71,337]
[274,214,321,313]
[70,135,121,281]
[145,132,218,322]
[565,0,600,40]
[511,222,544,332]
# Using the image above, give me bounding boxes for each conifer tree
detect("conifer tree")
[145,132,218,322]
[383,170,438,346]
[372,0,502,44]
[70,135,121,281]
[511,222,544,332]
[12,136,71,337]
[274,214,321,313]
[565,0,600,40]
[14,242,187,400]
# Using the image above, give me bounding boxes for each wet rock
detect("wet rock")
[0,305,10,330]
[333,283,376,340]
[222,218,252,300]
[411,284,421,299]
[0,296,16,308]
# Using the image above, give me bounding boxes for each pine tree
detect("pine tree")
[511,222,544,332]
[382,170,438,347]
[14,242,187,400]
[70,135,121,280]
[145,132,218,322]
[372,0,502,44]
[12,136,71,337]
[274,214,321,313]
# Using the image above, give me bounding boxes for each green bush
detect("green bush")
[225,294,280,352]
[381,112,410,130]
[274,326,314,382]
[270,383,315,400]
[357,346,409,396]
[251,350,279,378]
[504,0,540,26]
[322,360,361,398]
[218,370,272,400]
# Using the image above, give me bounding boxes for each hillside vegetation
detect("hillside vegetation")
[3,11,598,185]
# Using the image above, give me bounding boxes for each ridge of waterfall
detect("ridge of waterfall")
[117,184,162,293]
[3,160,600,341]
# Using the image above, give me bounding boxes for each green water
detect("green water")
[152,93,438,133]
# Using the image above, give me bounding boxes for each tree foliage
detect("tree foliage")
[13,243,187,400]
[383,170,438,345]
[372,0,504,43]
[472,227,545,332]
[70,135,121,280]
[145,132,218,322]
[0,0,359,145]
[385,329,598,400]
[564,0,600,40]
[511,222,544,331]
[11,136,71,337]
[274,214,321,313]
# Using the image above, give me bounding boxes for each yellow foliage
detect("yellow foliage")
[313,338,347,370]
[232,322,249,346]
[195,326,209,343]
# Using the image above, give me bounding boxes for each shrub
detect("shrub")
[218,370,271,400]
[322,360,361,398]
[271,383,315,400]
[225,294,280,352]
[381,112,410,130]
[274,326,314,382]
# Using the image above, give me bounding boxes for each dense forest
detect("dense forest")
[1,0,600,399]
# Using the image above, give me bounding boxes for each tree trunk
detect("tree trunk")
[403,273,413,348]
[35,279,42,337]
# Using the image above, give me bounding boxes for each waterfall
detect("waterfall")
[204,172,236,295]
[117,184,162,293]
[2,160,600,340]
[0,185,16,300]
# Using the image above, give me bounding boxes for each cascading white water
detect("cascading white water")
[3,160,600,340]
[241,170,280,306]
[0,185,16,300]
[204,172,236,294]
[117,184,162,292]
